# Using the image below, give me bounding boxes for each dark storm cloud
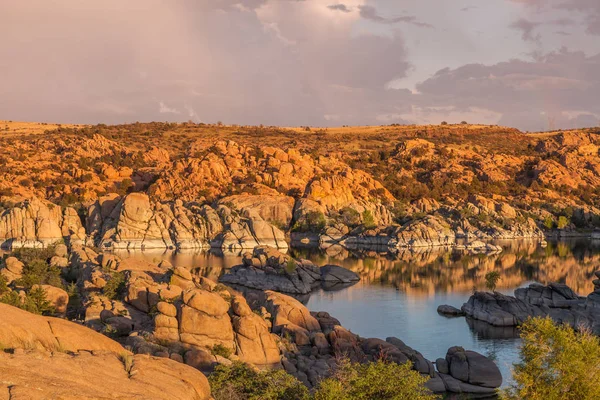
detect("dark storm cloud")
[415,48,600,131]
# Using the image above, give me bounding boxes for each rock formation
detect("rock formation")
[0,303,211,400]
[219,246,359,294]
[459,273,600,334]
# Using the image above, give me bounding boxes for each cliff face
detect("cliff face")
[1,122,600,250]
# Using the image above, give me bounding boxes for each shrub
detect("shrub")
[0,286,55,315]
[209,361,310,400]
[361,210,377,229]
[314,359,437,400]
[557,216,570,229]
[0,274,9,295]
[211,344,233,359]
[543,216,554,230]
[502,317,600,400]
[440,121,448,125]
[103,271,126,300]
[13,249,63,290]
[285,258,297,274]
[292,211,327,233]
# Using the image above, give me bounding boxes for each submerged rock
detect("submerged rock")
[437,304,465,317]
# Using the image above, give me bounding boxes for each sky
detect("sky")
[1,0,600,131]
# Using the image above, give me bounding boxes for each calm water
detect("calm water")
[114,238,600,386]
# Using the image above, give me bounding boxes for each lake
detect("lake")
[116,238,600,386]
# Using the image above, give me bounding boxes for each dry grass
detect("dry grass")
[0,120,85,137]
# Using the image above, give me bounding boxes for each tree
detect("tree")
[502,317,600,400]
[440,121,448,125]
[314,359,437,400]
[543,216,554,230]
[484,271,501,292]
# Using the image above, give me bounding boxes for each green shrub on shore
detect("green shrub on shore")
[209,359,437,400]
[314,359,436,400]
[209,361,310,400]
[502,317,600,400]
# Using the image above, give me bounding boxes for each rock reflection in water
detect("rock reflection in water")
[111,238,600,298]
[290,238,600,297]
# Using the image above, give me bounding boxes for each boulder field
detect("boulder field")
[0,191,542,252]
[47,245,502,397]
[0,137,550,252]
[0,243,504,397]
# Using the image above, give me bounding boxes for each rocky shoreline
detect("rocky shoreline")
[1,244,505,398]
[439,273,600,335]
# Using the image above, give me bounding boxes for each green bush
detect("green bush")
[502,317,600,400]
[0,274,9,295]
[361,210,377,229]
[209,361,310,400]
[211,343,233,359]
[0,286,55,315]
[9,247,63,290]
[557,216,570,229]
[314,359,437,400]
[103,271,126,300]
[292,211,327,233]
[285,258,297,274]
[543,216,554,230]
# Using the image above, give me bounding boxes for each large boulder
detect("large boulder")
[394,215,455,248]
[461,291,545,326]
[0,303,125,353]
[179,289,235,350]
[231,295,281,368]
[33,284,69,316]
[445,346,502,388]
[0,351,211,400]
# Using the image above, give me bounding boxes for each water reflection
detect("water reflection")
[110,239,600,298]
[290,239,600,297]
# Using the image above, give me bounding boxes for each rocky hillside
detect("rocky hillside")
[0,121,599,250]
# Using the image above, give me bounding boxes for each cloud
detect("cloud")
[158,101,180,114]
[358,5,433,28]
[327,4,351,13]
[0,0,412,126]
[510,18,541,43]
[511,0,600,35]
[0,0,595,131]
[414,47,600,130]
